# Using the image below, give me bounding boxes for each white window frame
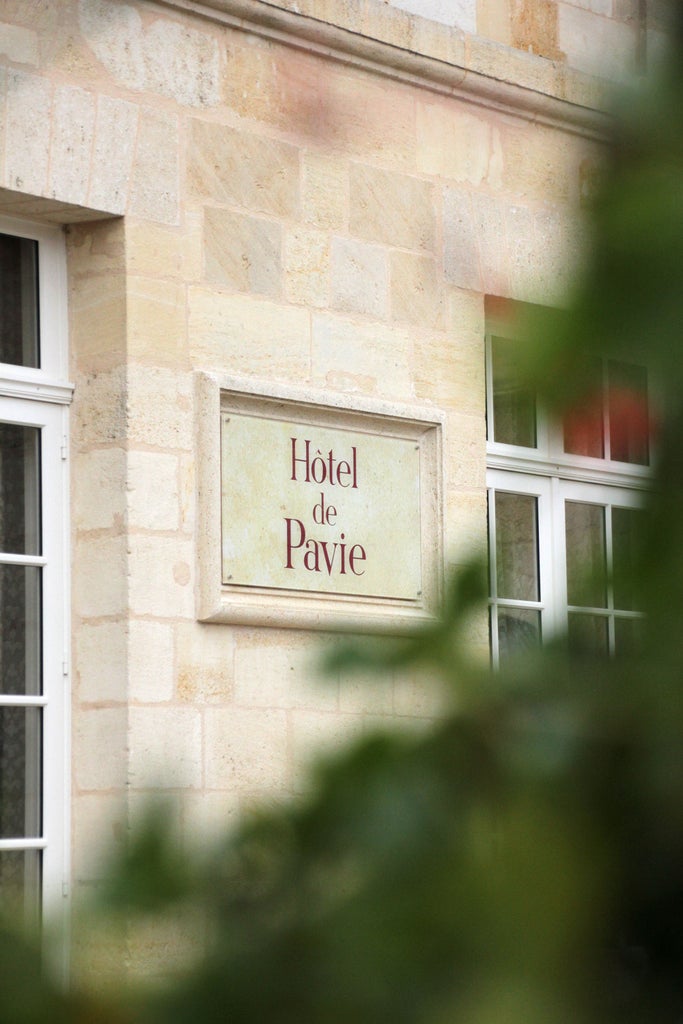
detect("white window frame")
[0,215,72,969]
[485,326,650,665]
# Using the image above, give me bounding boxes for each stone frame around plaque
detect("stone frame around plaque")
[195,373,444,634]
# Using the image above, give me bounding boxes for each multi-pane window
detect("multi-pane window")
[0,219,70,943]
[486,329,650,665]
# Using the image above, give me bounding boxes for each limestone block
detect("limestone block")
[509,0,564,61]
[72,535,128,619]
[558,3,636,80]
[73,448,126,532]
[72,793,126,883]
[338,670,394,715]
[443,186,482,292]
[500,121,575,203]
[390,251,444,329]
[129,707,202,789]
[412,325,483,414]
[448,287,486,339]
[476,0,512,45]
[175,621,234,705]
[129,620,175,703]
[127,276,186,366]
[392,668,447,718]
[311,311,414,400]
[4,69,51,194]
[443,411,487,490]
[71,368,127,447]
[78,0,220,107]
[67,218,125,280]
[288,709,363,794]
[318,64,416,170]
[0,22,38,65]
[125,219,184,279]
[471,192,510,297]
[75,621,127,704]
[189,120,300,219]
[386,0,477,33]
[89,95,139,215]
[284,226,329,307]
[302,151,347,231]
[48,84,96,205]
[180,790,241,842]
[203,707,289,794]
[127,450,180,531]
[204,207,282,299]
[126,366,193,451]
[128,535,194,619]
[330,236,389,319]
[349,163,435,251]
[234,640,338,711]
[417,99,502,188]
[69,272,127,374]
[129,107,179,225]
[73,706,128,792]
[532,203,586,304]
[188,287,310,379]
[444,489,488,565]
[505,201,542,303]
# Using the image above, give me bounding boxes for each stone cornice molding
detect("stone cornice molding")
[158,0,612,139]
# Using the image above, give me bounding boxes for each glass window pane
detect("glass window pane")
[0,707,41,839]
[497,607,541,660]
[568,613,609,656]
[0,565,42,696]
[0,233,39,369]
[0,425,41,556]
[0,850,41,928]
[495,492,539,601]
[491,336,537,447]
[563,360,605,458]
[566,501,607,608]
[612,506,642,611]
[608,360,649,465]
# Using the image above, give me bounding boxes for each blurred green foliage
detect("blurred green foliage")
[4,8,683,1024]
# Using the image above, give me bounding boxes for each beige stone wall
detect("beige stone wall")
[0,0,613,915]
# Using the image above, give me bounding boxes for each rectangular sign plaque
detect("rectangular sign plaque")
[221,414,421,601]
[197,375,442,633]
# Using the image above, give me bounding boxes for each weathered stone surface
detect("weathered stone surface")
[89,95,138,214]
[4,69,51,194]
[0,22,38,65]
[311,311,414,400]
[330,236,389,318]
[176,622,234,704]
[284,226,329,307]
[204,708,289,794]
[443,186,482,292]
[189,120,300,219]
[204,207,282,298]
[390,251,444,329]
[417,99,503,187]
[558,2,636,79]
[127,450,180,531]
[129,620,175,703]
[129,707,202,788]
[349,163,435,250]
[188,288,311,379]
[78,0,220,106]
[302,151,348,231]
[386,0,476,34]
[129,106,179,224]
